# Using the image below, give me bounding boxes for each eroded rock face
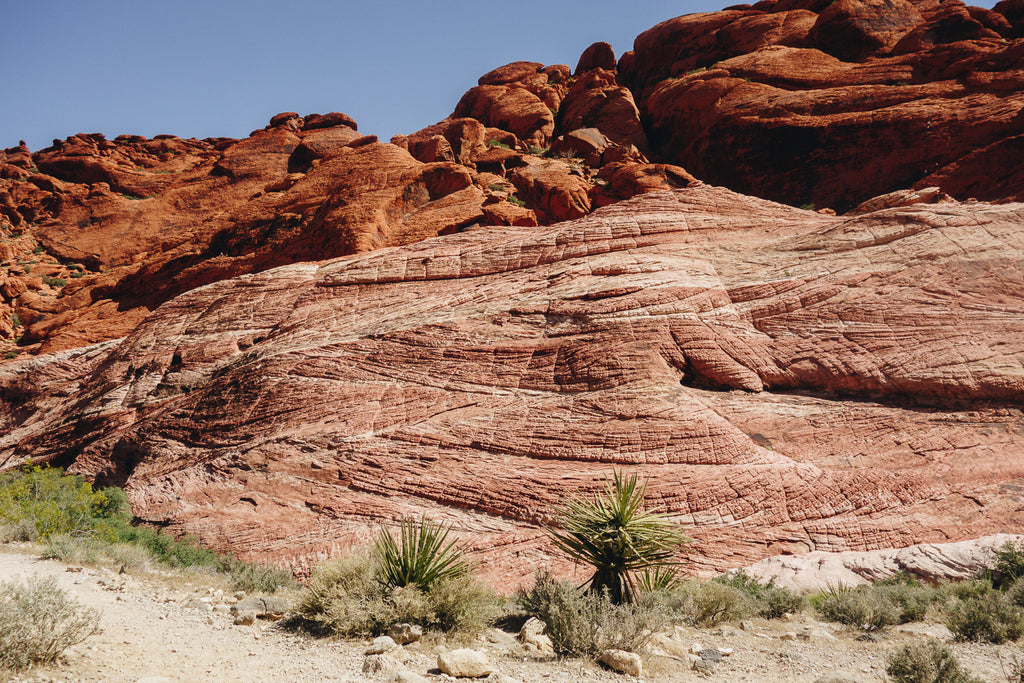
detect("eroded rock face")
[619,0,1024,211]
[1,185,1021,583]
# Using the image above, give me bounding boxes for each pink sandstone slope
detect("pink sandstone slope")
[1,184,1021,583]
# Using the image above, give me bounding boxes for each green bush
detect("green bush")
[714,570,804,619]
[816,583,901,631]
[486,139,511,150]
[886,640,982,683]
[662,580,754,627]
[0,575,100,672]
[516,570,667,657]
[0,463,112,540]
[0,464,291,592]
[945,587,1024,644]
[988,541,1024,590]
[296,548,496,638]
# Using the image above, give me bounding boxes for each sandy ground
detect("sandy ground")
[0,545,1019,682]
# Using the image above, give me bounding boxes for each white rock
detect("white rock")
[392,670,431,683]
[599,649,642,676]
[688,642,703,655]
[437,649,495,678]
[366,635,399,655]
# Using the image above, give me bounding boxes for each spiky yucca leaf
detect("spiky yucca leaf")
[373,516,469,591]
[548,471,688,604]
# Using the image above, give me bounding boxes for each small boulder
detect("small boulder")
[388,622,423,645]
[366,635,399,655]
[517,616,554,653]
[232,612,256,626]
[437,649,495,678]
[815,675,865,683]
[363,654,401,678]
[599,649,642,676]
[392,670,430,683]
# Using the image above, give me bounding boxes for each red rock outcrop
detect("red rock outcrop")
[617,0,1024,211]
[2,185,1021,584]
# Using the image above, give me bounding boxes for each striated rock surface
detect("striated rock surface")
[745,534,1024,593]
[1,185,1022,583]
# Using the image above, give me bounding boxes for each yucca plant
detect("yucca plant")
[548,470,689,604]
[373,516,470,591]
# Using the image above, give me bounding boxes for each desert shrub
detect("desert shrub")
[815,583,901,631]
[886,640,982,683]
[759,585,807,619]
[0,519,37,543]
[945,587,1024,644]
[876,581,939,623]
[547,470,688,604]
[0,463,112,539]
[1007,577,1024,609]
[988,541,1024,590]
[661,580,754,627]
[516,570,668,657]
[507,195,527,208]
[715,570,805,619]
[41,534,104,565]
[0,575,100,671]
[486,139,511,150]
[224,558,294,594]
[105,542,153,570]
[297,541,496,638]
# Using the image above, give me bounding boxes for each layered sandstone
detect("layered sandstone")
[7,0,1023,362]
[1,185,1021,583]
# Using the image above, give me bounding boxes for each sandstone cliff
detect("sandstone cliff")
[6,0,1024,361]
[2,0,1024,582]
[2,185,1021,581]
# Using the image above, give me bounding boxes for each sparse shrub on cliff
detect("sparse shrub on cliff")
[546,470,689,605]
[886,640,982,683]
[987,541,1024,590]
[516,569,668,657]
[0,575,100,672]
[295,521,497,637]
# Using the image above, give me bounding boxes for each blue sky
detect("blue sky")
[0,0,1000,151]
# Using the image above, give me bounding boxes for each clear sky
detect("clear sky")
[1,0,1000,152]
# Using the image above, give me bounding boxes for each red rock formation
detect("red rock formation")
[2,186,1021,584]
[618,0,1024,211]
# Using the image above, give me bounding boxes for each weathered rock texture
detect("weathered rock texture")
[618,0,1024,211]
[6,0,1023,362]
[1,185,1022,582]
[745,534,1024,593]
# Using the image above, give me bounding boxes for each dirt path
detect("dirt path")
[0,545,1016,682]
